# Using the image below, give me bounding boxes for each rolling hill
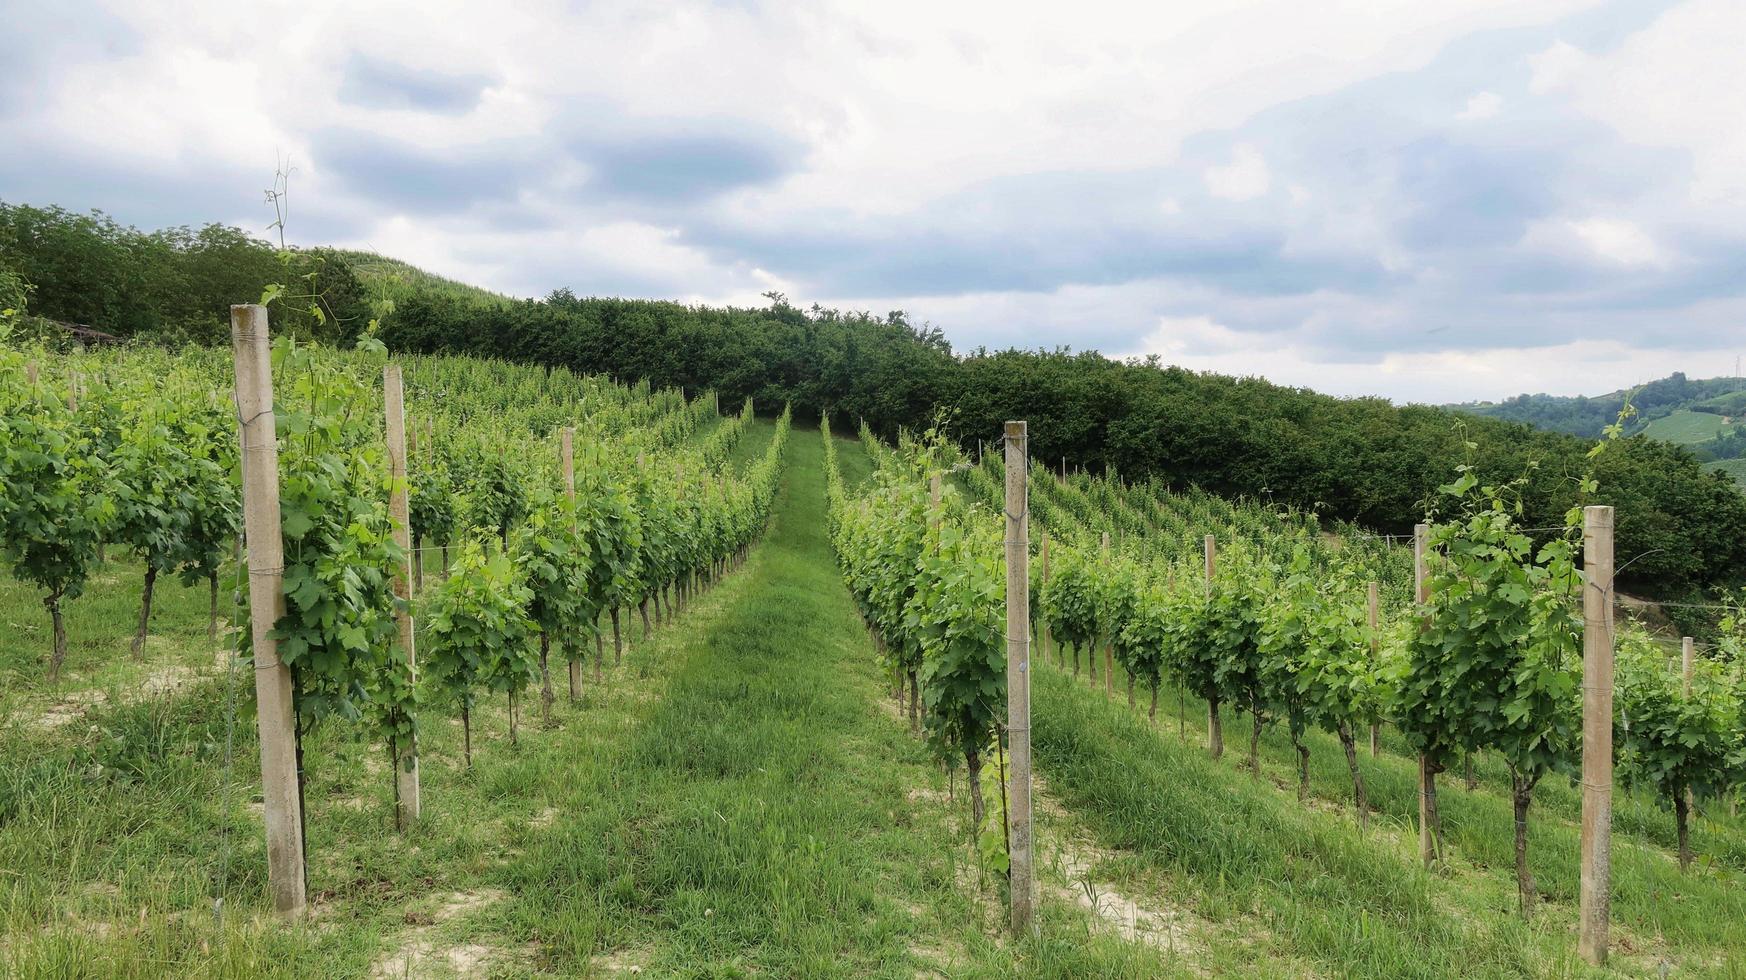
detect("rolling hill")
[1451,371,1746,488]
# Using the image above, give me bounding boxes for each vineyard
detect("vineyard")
[3,307,1746,977]
[826,416,1746,976]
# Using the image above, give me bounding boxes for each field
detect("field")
[1639,410,1733,444]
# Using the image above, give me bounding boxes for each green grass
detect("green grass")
[1639,410,1732,445]
[1033,644,1746,977]
[7,424,1746,976]
[0,427,1153,977]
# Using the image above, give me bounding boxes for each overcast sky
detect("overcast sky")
[5,0,1744,403]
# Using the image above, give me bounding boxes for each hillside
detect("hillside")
[1451,371,1746,488]
[1450,372,1746,439]
[327,249,515,307]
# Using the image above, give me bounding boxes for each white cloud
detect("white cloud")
[1527,40,1588,93]
[1519,216,1672,268]
[1121,327,1740,404]
[1204,144,1271,201]
[1455,90,1502,120]
[1547,0,1746,209]
[1567,217,1669,267]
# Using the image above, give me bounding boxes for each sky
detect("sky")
[3,0,1744,404]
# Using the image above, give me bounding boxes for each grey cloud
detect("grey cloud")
[338,56,494,115]
[573,130,800,204]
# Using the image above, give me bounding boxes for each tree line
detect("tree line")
[4,200,1742,597]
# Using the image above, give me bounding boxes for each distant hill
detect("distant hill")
[1449,371,1746,486]
[328,250,516,307]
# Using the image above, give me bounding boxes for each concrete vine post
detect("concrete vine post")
[230,304,306,918]
[1579,506,1615,967]
[1003,421,1036,937]
[383,363,421,831]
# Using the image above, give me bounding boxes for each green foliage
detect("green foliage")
[424,537,538,711]
[1615,632,1736,805]
[5,197,1742,593]
[510,493,592,654]
[408,441,459,547]
[1041,547,1104,654]
[1399,470,1582,781]
[909,518,1006,769]
[0,202,370,343]
[1258,543,1394,744]
[0,349,114,669]
[1203,541,1271,728]
[0,257,29,316]
[264,338,407,733]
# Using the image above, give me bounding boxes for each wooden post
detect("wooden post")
[1414,523,1437,869]
[1579,505,1615,967]
[1368,580,1380,757]
[1003,421,1036,937]
[1100,531,1112,699]
[230,304,306,918]
[67,370,78,412]
[383,364,420,830]
[25,361,38,385]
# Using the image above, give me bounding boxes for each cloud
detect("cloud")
[576,131,800,204]
[6,0,1746,404]
[1456,90,1502,120]
[1203,145,1271,201]
[338,56,494,115]
[1565,217,1670,267]
[1544,0,1746,208]
[308,130,546,214]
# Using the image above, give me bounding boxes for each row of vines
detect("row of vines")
[837,414,1746,924]
[0,329,792,852]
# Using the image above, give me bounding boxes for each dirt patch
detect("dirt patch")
[29,689,106,731]
[139,662,207,698]
[1044,842,1207,955]
[593,947,650,975]
[906,937,969,978]
[1031,776,1213,960]
[905,786,948,806]
[369,889,505,979]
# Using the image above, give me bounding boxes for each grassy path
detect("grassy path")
[486,428,1158,976]
[1032,653,1746,978]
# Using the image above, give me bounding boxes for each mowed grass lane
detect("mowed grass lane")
[495,429,1156,977]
